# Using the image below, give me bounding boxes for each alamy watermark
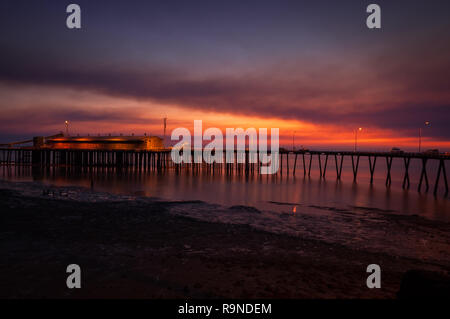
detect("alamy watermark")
[66,4,381,30]
[171,120,279,174]
[66,264,81,289]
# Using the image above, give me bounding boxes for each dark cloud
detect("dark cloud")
[0,27,449,138]
[0,104,161,132]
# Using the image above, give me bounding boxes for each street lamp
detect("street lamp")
[292,131,296,151]
[354,127,362,152]
[65,120,69,136]
[418,121,431,152]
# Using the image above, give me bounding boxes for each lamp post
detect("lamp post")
[418,121,431,152]
[65,120,69,136]
[292,131,296,152]
[354,127,362,152]
[163,117,167,148]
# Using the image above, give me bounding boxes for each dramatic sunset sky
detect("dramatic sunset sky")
[0,0,449,150]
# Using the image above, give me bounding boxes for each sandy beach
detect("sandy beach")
[0,181,448,299]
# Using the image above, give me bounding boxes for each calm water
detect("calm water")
[1,155,449,222]
[1,155,449,263]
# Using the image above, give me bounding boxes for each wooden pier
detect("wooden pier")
[285,150,449,196]
[0,147,449,196]
[0,148,171,171]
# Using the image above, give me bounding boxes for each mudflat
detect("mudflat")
[0,184,447,299]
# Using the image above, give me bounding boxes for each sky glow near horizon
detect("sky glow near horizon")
[0,0,449,151]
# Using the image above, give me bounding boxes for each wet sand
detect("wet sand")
[0,183,448,299]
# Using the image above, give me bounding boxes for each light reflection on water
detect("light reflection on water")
[1,154,449,222]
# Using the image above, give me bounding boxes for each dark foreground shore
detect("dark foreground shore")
[0,184,449,299]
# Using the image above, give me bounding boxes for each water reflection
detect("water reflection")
[1,161,449,222]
